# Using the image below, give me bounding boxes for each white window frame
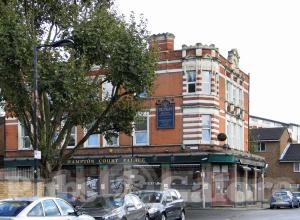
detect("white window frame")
[186,70,196,93]
[102,79,113,101]
[255,142,266,152]
[83,128,100,148]
[238,88,243,107]
[103,134,119,147]
[202,70,211,95]
[67,127,77,148]
[18,122,32,150]
[294,163,300,172]
[133,112,149,146]
[202,115,211,144]
[226,81,233,103]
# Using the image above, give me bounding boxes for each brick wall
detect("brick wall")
[0,180,44,199]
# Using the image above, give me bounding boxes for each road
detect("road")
[186,208,300,220]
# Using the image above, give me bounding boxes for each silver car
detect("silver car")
[270,191,299,209]
[0,197,95,220]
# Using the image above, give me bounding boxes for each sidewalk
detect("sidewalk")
[186,202,269,210]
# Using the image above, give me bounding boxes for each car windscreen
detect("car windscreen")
[81,196,124,209]
[0,201,32,216]
[137,192,163,203]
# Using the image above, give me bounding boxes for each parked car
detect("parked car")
[292,192,300,206]
[270,191,299,209]
[0,197,95,220]
[79,194,148,220]
[133,189,185,220]
[57,192,82,207]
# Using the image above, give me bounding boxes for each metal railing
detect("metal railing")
[0,167,38,180]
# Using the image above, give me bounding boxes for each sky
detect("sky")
[116,0,300,125]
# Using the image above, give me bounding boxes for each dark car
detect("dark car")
[79,194,148,220]
[56,192,82,207]
[133,189,185,220]
[292,192,300,206]
[270,191,299,209]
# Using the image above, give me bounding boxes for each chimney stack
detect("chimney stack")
[149,33,175,51]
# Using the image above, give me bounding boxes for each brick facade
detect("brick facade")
[251,128,300,199]
[1,33,265,207]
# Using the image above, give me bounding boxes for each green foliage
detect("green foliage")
[249,130,259,153]
[0,0,157,178]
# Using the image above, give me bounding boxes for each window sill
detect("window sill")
[18,148,32,151]
[84,146,100,148]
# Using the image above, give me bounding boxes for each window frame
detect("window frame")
[186,70,196,93]
[202,70,211,95]
[83,127,100,148]
[18,123,31,150]
[201,115,211,144]
[67,127,77,148]
[255,142,266,152]
[103,135,119,147]
[133,112,149,146]
[294,163,300,172]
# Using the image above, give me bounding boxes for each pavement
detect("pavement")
[186,206,300,220]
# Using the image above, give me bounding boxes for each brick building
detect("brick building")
[0,33,265,207]
[250,127,300,198]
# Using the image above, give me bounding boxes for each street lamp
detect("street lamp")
[32,38,74,196]
[131,123,135,158]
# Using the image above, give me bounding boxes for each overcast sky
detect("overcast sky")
[116,0,300,125]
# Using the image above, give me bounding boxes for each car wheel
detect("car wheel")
[270,205,274,209]
[179,211,185,220]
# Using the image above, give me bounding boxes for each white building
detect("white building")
[250,115,300,143]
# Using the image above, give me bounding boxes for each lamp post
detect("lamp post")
[130,121,136,158]
[32,38,74,196]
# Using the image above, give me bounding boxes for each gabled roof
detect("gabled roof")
[280,144,300,162]
[250,127,286,141]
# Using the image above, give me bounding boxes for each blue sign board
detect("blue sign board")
[156,101,175,129]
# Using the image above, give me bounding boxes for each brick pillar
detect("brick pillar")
[261,172,265,207]
[254,170,258,203]
[100,165,109,195]
[161,164,171,190]
[204,163,212,207]
[229,164,238,207]
[243,169,248,207]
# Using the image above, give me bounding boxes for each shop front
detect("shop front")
[4,152,265,207]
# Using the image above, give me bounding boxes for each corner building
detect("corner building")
[0,33,265,207]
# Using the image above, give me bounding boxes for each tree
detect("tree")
[0,0,157,179]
